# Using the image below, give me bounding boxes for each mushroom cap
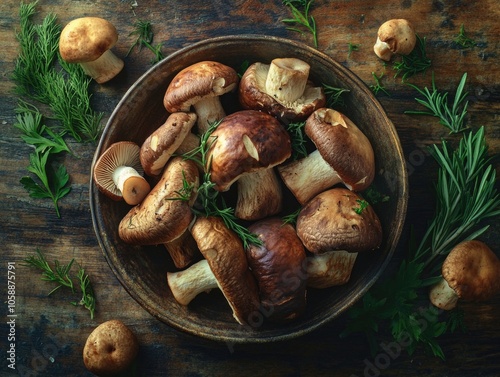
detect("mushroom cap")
[93,141,149,203]
[190,216,260,325]
[163,61,239,113]
[207,109,291,191]
[83,319,139,377]
[374,19,416,60]
[442,240,500,301]
[239,61,326,122]
[59,17,119,63]
[118,157,199,245]
[305,108,375,191]
[296,187,383,254]
[140,112,197,176]
[247,218,307,322]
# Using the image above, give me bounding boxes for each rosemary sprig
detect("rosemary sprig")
[127,19,164,64]
[405,72,469,134]
[282,208,301,226]
[323,84,350,108]
[72,267,96,319]
[282,0,318,48]
[455,24,476,49]
[370,72,390,96]
[393,34,431,81]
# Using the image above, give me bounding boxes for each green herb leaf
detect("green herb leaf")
[370,72,390,96]
[282,0,318,48]
[455,24,476,49]
[323,84,350,108]
[393,34,431,81]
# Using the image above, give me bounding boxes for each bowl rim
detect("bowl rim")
[90,34,409,343]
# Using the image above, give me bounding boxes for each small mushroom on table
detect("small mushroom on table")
[429,240,500,310]
[296,187,383,288]
[278,108,375,204]
[207,109,291,221]
[93,141,151,206]
[59,17,124,83]
[246,217,307,322]
[163,61,239,134]
[167,216,260,326]
[373,19,417,61]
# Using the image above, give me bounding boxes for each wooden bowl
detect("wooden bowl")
[90,35,408,343]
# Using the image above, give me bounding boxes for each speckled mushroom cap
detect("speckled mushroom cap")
[442,240,500,301]
[59,17,119,63]
[163,61,239,113]
[207,109,291,191]
[296,187,383,254]
[305,108,375,192]
[190,216,260,325]
[247,218,307,322]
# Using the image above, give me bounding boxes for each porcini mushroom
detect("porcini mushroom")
[296,188,383,288]
[429,240,500,310]
[373,19,417,61]
[118,157,199,245]
[83,319,139,377]
[59,17,124,83]
[140,112,197,177]
[163,227,200,269]
[163,61,239,133]
[93,141,151,205]
[246,218,307,322]
[167,216,260,325]
[278,108,375,204]
[239,59,326,122]
[206,110,291,220]
[306,250,358,288]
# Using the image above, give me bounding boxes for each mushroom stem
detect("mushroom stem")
[306,250,358,288]
[167,259,218,306]
[112,166,150,205]
[278,149,342,204]
[80,49,124,84]
[163,229,199,269]
[193,96,226,134]
[429,277,459,310]
[235,168,283,220]
[265,58,310,103]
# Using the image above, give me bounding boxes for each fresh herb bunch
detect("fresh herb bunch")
[323,84,350,108]
[455,24,476,49]
[23,249,96,319]
[127,19,164,64]
[342,126,500,359]
[282,0,318,48]
[393,35,431,81]
[405,72,469,134]
[182,122,262,249]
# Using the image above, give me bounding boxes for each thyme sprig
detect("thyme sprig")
[282,0,318,48]
[405,72,469,134]
[393,34,431,81]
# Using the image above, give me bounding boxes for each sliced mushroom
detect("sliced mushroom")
[246,218,307,322]
[118,157,199,245]
[207,110,291,220]
[278,108,375,204]
[167,216,260,325]
[93,141,151,205]
[59,17,124,83]
[429,240,500,310]
[373,19,417,61]
[163,61,239,134]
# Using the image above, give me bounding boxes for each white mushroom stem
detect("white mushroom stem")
[265,58,310,103]
[429,278,459,311]
[80,49,124,84]
[193,96,226,134]
[113,166,144,192]
[167,259,218,306]
[112,165,150,205]
[278,149,343,204]
[373,38,393,61]
[235,168,283,220]
[306,250,358,289]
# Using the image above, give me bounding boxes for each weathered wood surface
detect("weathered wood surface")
[1,0,499,376]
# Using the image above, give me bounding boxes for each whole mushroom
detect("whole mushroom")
[373,19,417,61]
[429,240,500,310]
[59,17,124,83]
[83,319,139,377]
[278,108,375,204]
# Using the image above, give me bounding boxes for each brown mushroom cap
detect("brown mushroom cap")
[442,240,500,302]
[190,216,260,325]
[296,187,383,254]
[247,218,307,322]
[207,109,291,191]
[140,112,197,176]
[93,141,151,205]
[305,108,375,192]
[83,319,139,377]
[118,157,199,245]
[374,19,417,61]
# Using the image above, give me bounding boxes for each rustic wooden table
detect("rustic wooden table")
[1,0,499,376]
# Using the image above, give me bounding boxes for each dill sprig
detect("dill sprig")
[286,121,309,161]
[282,0,318,48]
[323,84,350,108]
[127,19,164,64]
[455,24,476,49]
[393,34,431,81]
[405,72,469,134]
[282,208,301,226]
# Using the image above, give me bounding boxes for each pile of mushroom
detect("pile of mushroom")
[93,57,384,326]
